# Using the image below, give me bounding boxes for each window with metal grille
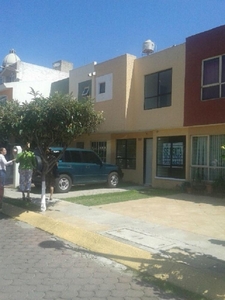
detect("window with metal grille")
[91,141,107,162]
[116,139,136,169]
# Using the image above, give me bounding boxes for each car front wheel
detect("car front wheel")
[107,172,119,188]
[55,174,72,193]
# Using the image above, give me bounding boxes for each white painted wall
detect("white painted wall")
[17,61,69,81]
[3,81,54,103]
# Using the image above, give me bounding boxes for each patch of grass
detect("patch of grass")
[65,188,177,206]
[3,197,40,212]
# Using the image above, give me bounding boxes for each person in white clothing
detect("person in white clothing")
[0,147,15,208]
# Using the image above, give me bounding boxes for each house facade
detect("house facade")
[71,25,225,189]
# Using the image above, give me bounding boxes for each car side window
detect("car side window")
[82,151,101,164]
[70,151,82,162]
[64,151,72,162]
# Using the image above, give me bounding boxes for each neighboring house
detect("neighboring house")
[0,50,73,183]
[0,49,72,103]
[71,25,225,189]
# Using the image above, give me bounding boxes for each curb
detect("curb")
[2,202,225,300]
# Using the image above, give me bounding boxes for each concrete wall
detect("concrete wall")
[94,54,136,133]
[16,61,69,82]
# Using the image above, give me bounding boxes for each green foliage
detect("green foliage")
[0,91,104,175]
[0,100,21,143]
[16,92,104,148]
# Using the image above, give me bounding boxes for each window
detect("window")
[82,87,89,97]
[76,142,84,149]
[78,80,92,101]
[202,55,225,100]
[144,69,172,110]
[99,82,105,94]
[82,151,101,164]
[64,150,82,163]
[116,139,136,169]
[191,134,225,181]
[91,141,107,162]
[157,136,185,179]
[96,74,112,102]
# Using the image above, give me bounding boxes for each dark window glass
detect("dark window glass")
[144,69,172,110]
[202,85,220,100]
[99,82,105,94]
[116,139,136,169]
[222,55,225,83]
[64,151,72,162]
[222,84,225,98]
[203,58,219,85]
[82,151,101,164]
[70,151,82,163]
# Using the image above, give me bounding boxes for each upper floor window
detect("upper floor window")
[78,80,92,101]
[96,73,112,102]
[202,55,225,100]
[99,82,106,94]
[82,87,89,97]
[144,69,172,110]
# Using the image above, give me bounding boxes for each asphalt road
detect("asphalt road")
[0,212,186,300]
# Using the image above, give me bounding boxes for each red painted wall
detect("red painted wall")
[184,25,225,126]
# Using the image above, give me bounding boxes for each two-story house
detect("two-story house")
[71,25,225,189]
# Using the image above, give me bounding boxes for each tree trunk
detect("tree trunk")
[40,174,46,212]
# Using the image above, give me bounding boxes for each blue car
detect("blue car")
[33,147,123,193]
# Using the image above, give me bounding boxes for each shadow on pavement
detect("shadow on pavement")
[39,237,223,300]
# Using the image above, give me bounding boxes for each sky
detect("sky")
[0,0,224,69]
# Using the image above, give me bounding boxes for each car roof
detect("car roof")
[50,147,92,153]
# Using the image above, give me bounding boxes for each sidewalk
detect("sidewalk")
[3,185,225,300]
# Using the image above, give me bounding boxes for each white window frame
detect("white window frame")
[191,134,225,181]
[201,54,225,100]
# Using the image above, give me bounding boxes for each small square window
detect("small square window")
[99,82,105,94]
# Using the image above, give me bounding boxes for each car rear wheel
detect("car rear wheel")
[107,172,119,188]
[55,174,72,193]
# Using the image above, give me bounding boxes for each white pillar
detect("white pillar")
[13,146,22,188]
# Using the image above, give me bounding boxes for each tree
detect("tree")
[0,92,104,211]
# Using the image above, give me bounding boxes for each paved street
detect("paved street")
[0,212,185,300]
